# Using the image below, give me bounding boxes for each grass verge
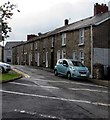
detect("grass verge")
[0,70,22,83]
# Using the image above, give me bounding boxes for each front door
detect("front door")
[46,52,48,67]
[51,51,54,69]
[37,52,40,66]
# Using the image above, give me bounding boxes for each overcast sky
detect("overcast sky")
[1,0,110,41]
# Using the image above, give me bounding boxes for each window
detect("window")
[57,50,60,61]
[30,52,32,62]
[62,33,66,46]
[73,51,77,60]
[79,50,84,64]
[79,29,84,45]
[35,42,37,49]
[7,50,11,56]
[43,40,46,48]
[58,60,63,64]
[63,60,68,66]
[31,43,33,50]
[62,49,66,59]
[51,37,54,47]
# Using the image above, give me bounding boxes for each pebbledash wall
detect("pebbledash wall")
[12,3,110,77]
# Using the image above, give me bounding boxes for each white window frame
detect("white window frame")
[73,50,77,60]
[79,29,84,45]
[30,43,33,50]
[35,42,37,49]
[79,49,84,64]
[46,52,48,67]
[43,40,46,48]
[62,33,66,46]
[51,37,54,47]
[62,49,66,59]
[57,50,60,61]
[30,52,32,62]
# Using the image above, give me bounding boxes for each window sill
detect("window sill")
[78,43,84,46]
[62,44,66,47]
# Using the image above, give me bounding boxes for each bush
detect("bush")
[93,63,104,79]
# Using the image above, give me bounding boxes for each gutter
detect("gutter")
[90,25,93,78]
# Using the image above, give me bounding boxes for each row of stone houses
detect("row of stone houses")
[12,3,110,78]
[4,41,24,64]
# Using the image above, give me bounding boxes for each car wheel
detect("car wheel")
[67,72,71,80]
[0,67,2,73]
[54,69,58,76]
[1,67,5,73]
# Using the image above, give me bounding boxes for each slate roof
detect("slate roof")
[14,11,110,45]
[5,41,25,49]
[49,11,110,35]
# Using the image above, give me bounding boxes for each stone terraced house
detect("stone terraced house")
[12,3,110,78]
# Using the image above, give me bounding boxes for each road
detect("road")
[1,65,110,119]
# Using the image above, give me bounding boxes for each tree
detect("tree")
[0,1,20,41]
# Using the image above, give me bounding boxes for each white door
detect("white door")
[46,52,48,67]
[37,52,40,66]
[17,56,19,65]
[29,53,31,66]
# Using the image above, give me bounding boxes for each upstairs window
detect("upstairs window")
[43,40,46,48]
[51,37,54,48]
[79,29,84,45]
[57,50,60,61]
[62,33,66,46]
[30,43,33,50]
[35,42,37,50]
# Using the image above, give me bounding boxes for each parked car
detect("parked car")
[54,59,90,79]
[0,62,11,73]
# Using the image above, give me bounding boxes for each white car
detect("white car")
[0,62,11,73]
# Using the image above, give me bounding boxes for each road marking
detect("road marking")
[33,79,107,88]
[10,82,59,89]
[14,109,65,119]
[69,88,108,93]
[10,82,108,93]
[1,89,110,107]
[12,68,30,78]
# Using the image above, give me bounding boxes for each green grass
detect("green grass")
[0,70,21,83]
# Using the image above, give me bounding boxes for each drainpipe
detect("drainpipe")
[90,25,93,78]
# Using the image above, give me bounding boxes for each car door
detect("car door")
[57,60,63,74]
[61,60,68,75]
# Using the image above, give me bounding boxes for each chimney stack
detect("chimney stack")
[94,3,108,16]
[64,19,69,26]
[108,1,110,11]
[27,34,37,41]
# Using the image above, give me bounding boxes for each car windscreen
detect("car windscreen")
[71,61,85,67]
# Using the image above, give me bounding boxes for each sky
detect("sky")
[0,0,110,42]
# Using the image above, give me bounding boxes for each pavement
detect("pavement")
[3,65,110,87]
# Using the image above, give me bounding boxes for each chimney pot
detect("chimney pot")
[94,3,108,16]
[64,19,69,26]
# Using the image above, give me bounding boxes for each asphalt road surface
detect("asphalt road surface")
[1,65,110,119]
